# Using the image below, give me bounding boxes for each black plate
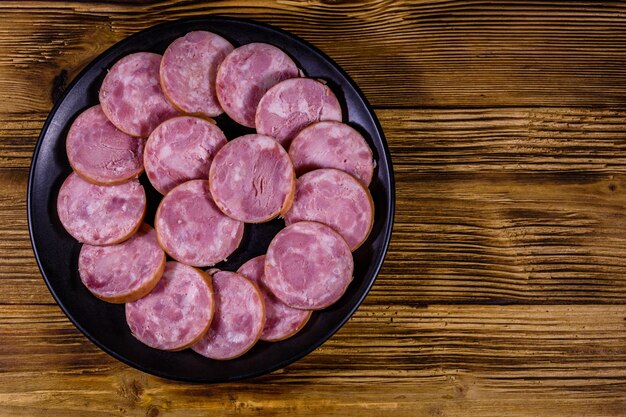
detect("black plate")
[27,17,395,383]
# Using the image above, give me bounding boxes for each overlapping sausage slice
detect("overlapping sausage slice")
[66,105,144,185]
[255,78,342,148]
[57,172,146,245]
[285,169,374,251]
[216,43,299,127]
[209,134,295,223]
[78,224,165,303]
[155,179,244,267]
[144,116,227,194]
[160,31,234,117]
[192,270,265,360]
[265,221,354,310]
[289,121,374,186]
[238,256,311,342]
[100,52,178,137]
[126,262,214,351]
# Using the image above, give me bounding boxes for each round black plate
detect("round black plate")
[27,17,395,383]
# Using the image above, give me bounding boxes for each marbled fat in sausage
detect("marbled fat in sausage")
[144,116,227,194]
[66,105,144,185]
[215,43,299,127]
[155,180,244,267]
[78,224,165,303]
[238,255,311,342]
[289,121,374,186]
[57,172,146,245]
[125,262,214,351]
[255,78,342,148]
[209,134,295,223]
[265,221,353,310]
[284,168,374,251]
[100,52,178,137]
[160,31,234,117]
[192,270,265,360]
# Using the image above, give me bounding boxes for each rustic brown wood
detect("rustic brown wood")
[2,1,626,112]
[1,304,626,416]
[2,1,626,416]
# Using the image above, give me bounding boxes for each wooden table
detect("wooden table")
[2,1,626,416]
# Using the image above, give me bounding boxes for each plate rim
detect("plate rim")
[27,15,396,382]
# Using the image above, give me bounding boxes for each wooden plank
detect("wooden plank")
[10,108,626,304]
[1,1,626,111]
[0,304,625,416]
[385,107,626,174]
[0,114,41,170]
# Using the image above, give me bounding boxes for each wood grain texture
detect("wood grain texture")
[1,304,626,416]
[2,1,626,112]
[3,1,626,416]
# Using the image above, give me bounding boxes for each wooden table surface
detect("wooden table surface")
[2,1,626,416]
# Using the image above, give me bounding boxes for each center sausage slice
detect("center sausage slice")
[192,270,265,360]
[155,179,244,267]
[265,221,354,310]
[209,134,295,223]
[125,262,214,351]
[100,52,178,137]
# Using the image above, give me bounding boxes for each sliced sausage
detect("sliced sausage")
[78,224,165,303]
[66,105,144,185]
[144,116,227,195]
[160,31,234,117]
[125,262,214,351]
[255,78,342,148]
[57,172,146,245]
[284,168,374,251]
[100,52,178,137]
[155,179,244,267]
[216,43,299,128]
[238,255,311,342]
[265,221,353,310]
[192,270,265,360]
[289,121,374,186]
[209,134,295,223]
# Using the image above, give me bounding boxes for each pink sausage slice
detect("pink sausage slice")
[284,169,374,251]
[160,31,234,117]
[255,78,342,148]
[144,116,227,194]
[238,255,311,342]
[66,105,144,185]
[126,262,214,351]
[216,43,299,128]
[78,224,165,303]
[209,134,295,223]
[155,180,244,267]
[57,172,146,245]
[289,121,374,186]
[192,270,265,360]
[265,221,353,310]
[100,52,178,137]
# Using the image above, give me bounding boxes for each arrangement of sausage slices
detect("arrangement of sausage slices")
[57,31,376,360]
